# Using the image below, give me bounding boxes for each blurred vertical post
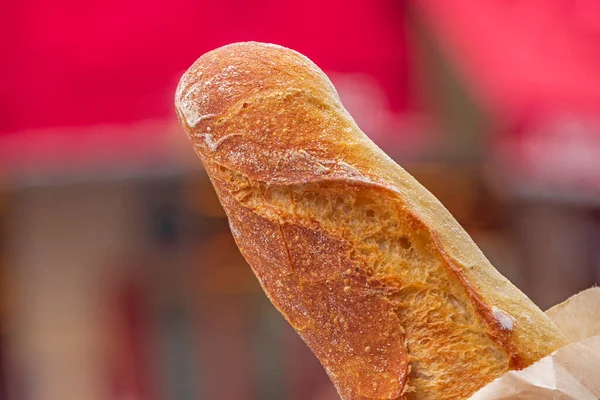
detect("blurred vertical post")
[0,188,8,399]
[5,184,139,400]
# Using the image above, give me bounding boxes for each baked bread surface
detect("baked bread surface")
[175,42,567,400]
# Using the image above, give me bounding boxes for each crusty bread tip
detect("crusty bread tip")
[175,42,567,400]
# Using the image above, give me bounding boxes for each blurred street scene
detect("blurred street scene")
[1,1,599,399]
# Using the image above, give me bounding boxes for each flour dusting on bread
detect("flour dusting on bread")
[492,307,515,331]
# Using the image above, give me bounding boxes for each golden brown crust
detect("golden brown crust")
[175,42,568,399]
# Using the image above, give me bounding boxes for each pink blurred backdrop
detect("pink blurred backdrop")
[1,1,599,399]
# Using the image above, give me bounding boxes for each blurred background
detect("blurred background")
[1,1,600,399]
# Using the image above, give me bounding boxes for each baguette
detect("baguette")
[175,42,567,400]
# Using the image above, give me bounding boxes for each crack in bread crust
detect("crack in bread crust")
[214,164,410,399]
[215,164,516,399]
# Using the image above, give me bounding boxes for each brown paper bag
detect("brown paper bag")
[469,288,600,399]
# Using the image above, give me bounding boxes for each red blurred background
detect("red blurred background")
[1,1,599,399]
